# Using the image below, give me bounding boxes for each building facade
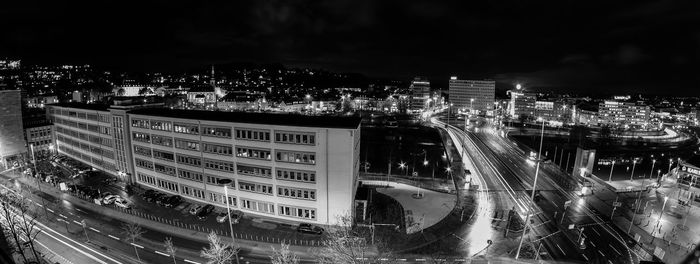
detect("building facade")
[409,77,431,112]
[508,90,536,119]
[127,109,361,225]
[598,100,650,129]
[448,77,495,114]
[0,90,27,167]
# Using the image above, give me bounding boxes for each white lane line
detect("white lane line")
[454,259,465,262]
[581,254,589,261]
[107,235,120,240]
[59,214,68,219]
[592,227,601,236]
[608,260,614,264]
[89,227,101,233]
[47,208,54,213]
[155,250,170,257]
[590,240,597,247]
[598,250,606,257]
[36,203,43,207]
[35,240,75,264]
[415,259,426,262]
[35,221,120,264]
[184,260,201,264]
[557,244,566,255]
[610,245,622,255]
[396,258,406,261]
[72,220,81,225]
[130,243,144,249]
[76,208,86,213]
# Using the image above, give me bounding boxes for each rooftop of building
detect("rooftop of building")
[128,108,361,129]
[48,102,110,111]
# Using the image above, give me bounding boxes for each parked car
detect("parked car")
[297,223,324,235]
[216,211,242,224]
[102,195,119,205]
[197,205,215,220]
[114,199,131,209]
[189,205,203,215]
[155,194,171,206]
[146,193,165,203]
[142,189,156,199]
[163,195,183,208]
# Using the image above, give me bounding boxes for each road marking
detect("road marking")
[592,227,601,236]
[415,259,426,262]
[130,243,144,249]
[155,250,170,257]
[379,258,389,261]
[590,240,596,247]
[36,203,43,207]
[396,259,406,261]
[107,235,120,240]
[89,227,100,233]
[598,250,606,257]
[72,220,81,225]
[76,208,86,213]
[59,214,68,219]
[610,245,622,255]
[556,244,566,255]
[184,260,201,264]
[608,260,614,264]
[35,219,124,264]
[47,208,54,213]
[581,254,589,261]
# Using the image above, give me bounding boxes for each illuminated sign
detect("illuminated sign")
[683,166,700,175]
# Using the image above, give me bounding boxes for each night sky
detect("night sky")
[2,0,699,95]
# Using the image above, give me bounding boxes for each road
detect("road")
[0,171,285,264]
[435,115,638,263]
[473,118,638,263]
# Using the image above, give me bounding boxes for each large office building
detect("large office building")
[409,77,431,112]
[0,90,27,167]
[448,77,495,114]
[507,90,537,119]
[598,100,651,128]
[47,102,362,225]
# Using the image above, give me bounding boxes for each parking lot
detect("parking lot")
[30,154,325,243]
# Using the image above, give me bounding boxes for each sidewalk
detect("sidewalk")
[1,170,321,261]
[586,173,690,263]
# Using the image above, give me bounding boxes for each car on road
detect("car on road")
[163,195,183,208]
[216,211,242,224]
[189,205,203,215]
[114,199,131,209]
[296,223,324,235]
[197,205,215,220]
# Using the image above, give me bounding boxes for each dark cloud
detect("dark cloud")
[1,0,699,95]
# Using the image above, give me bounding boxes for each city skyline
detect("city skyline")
[2,1,699,95]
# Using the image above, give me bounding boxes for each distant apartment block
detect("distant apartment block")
[448,77,495,114]
[535,101,570,122]
[0,90,27,166]
[508,90,536,119]
[598,100,650,128]
[410,77,431,112]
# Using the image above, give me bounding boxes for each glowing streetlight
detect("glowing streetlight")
[649,159,657,183]
[630,159,637,181]
[608,160,616,181]
[516,84,522,90]
[217,178,240,264]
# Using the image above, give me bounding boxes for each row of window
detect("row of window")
[276,151,316,164]
[274,131,315,145]
[137,173,316,220]
[277,186,316,200]
[204,159,236,172]
[236,129,270,141]
[236,147,271,160]
[52,108,110,124]
[203,143,233,156]
[177,154,201,167]
[238,181,273,195]
[276,169,316,183]
[153,150,175,162]
[134,145,152,157]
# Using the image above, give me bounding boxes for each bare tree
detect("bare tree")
[0,189,30,263]
[314,214,395,264]
[13,196,42,262]
[201,231,238,264]
[122,221,146,262]
[164,236,177,264]
[269,242,299,264]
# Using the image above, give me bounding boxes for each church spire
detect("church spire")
[210,65,215,87]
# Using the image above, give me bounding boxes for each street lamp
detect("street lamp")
[630,159,637,181]
[399,161,407,177]
[516,116,545,259]
[649,159,657,183]
[470,98,474,114]
[217,178,240,264]
[516,83,522,90]
[608,160,616,181]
